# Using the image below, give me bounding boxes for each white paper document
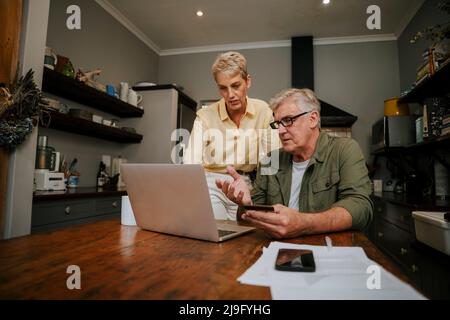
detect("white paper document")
[238,241,426,300]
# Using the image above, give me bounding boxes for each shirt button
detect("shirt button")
[325,182,331,188]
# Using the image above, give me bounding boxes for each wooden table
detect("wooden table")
[0,219,418,299]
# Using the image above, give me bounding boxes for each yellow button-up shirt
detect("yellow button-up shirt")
[184,97,280,173]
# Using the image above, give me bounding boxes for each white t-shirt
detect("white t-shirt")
[288,160,310,210]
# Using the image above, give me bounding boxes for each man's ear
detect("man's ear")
[246,75,252,89]
[309,111,320,128]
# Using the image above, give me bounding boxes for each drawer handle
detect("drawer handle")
[377,232,384,238]
[112,201,118,208]
[400,248,408,256]
[411,265,419,273]
[65,206,71,215]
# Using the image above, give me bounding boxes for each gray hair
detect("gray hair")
[269,88,321,128]
[269,88,321,113]
[211,51,248,79]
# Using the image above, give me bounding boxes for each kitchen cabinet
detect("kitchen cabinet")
[32,187,126,232]
[367,195,450,299]
[32,197,121,233]
[41,67,143,143]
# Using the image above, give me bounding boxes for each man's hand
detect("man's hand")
[242,205,353,238]
[215,166,252,206]
[242,204,308,239]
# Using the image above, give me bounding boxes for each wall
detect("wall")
[42,0,159,186]
[315,41,400,159]
[158,41,400,161]
[398,0,449,93]
[158,47,291,106]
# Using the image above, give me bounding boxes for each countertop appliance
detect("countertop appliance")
[372,116,416,151]
[34,169,66,191]
[34,136,64,190]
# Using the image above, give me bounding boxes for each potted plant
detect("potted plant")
[0,70,42,148]
[410,0,450,67]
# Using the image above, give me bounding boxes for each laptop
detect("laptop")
[120,164,255,242]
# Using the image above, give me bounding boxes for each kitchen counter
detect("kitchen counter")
[33,186,127,202]
[0,218,421,299]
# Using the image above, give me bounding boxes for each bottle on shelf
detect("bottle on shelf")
[96,161,107,187]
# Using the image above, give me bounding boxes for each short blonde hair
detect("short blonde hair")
[269,88,321,113]
[211,51,248,79]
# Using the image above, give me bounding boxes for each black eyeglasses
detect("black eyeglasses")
[270,111,310,129]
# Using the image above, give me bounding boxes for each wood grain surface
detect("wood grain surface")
[0,219,418,299]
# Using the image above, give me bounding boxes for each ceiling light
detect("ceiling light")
[323,0,330,4]
[196,10,204,17]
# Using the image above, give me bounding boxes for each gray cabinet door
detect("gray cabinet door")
[32,196,121,232]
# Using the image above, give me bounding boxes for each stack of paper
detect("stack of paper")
[238,241,426,300]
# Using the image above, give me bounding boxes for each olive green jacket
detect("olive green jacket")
[251,132,373,230]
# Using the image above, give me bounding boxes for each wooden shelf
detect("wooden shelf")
[42,67,144,118]
[44,111,143,143]
[399,62,450,104]
[406,134,450,150]
[372,134,450,155]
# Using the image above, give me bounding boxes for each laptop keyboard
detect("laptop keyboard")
[218,229,238,238]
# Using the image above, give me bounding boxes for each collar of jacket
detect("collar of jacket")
[311,131,329,164]
[274,131,329,204]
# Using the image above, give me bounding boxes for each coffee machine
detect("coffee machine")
[34,136,66,191]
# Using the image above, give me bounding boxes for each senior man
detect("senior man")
[216,88,373,238]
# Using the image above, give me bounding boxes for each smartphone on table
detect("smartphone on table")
[275,249,316,272]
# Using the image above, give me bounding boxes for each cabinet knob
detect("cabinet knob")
[112,201,118,208]
[411,265,419,273]
[65,206,71,215]
[377,232,384,238]
[400,248,408,256]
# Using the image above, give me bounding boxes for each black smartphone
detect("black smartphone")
[242,204,275,212]
[275,249,316,272]
[237,205,275,223]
